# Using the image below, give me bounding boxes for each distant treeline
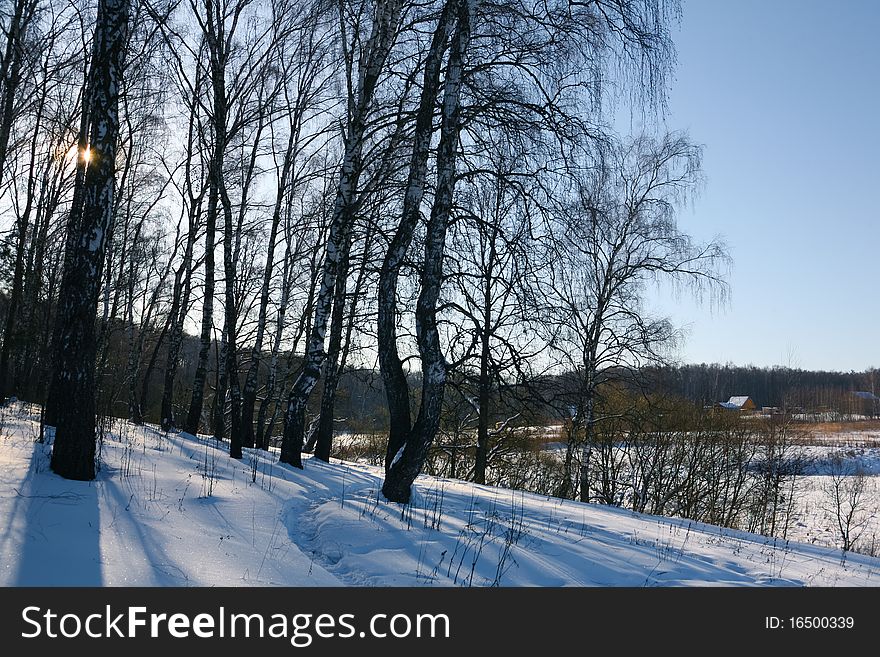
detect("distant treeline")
[642,364,880,412]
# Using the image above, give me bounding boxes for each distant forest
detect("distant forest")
[644,363,879,413]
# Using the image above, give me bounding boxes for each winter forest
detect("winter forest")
[2,0,879,588]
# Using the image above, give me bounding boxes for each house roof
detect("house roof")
[853,391,880,401]
[718,402,739,409]
[727,396,752,408]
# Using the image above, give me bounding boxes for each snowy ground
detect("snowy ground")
[2,403,879,587]
[780,442,880,554]
[787,475,879,553]
[802,429,880,446]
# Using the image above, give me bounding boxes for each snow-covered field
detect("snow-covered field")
[780,442,880,553]
[2,403,879,587]
[787,476,879,552]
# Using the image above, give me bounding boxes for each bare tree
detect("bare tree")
[280,0,404,468]
[1,5,83,405]
[443,154,546,485]
[255,170,334,449]
[159,63,206,431]
[0,0,38,185]
[240,8,336,450]
[310,209,379,461]
[377,0,458,472]
[177,0,250,442]
[49,0,130,480]
[823,455,875,553]
[0,0,72,403]
[547,133,728,502]
[381,0,472,502]
[380,0,684,502]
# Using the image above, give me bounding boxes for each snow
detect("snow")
[784,475,879,550]
[1,403,879,587]
[389,445,405,468]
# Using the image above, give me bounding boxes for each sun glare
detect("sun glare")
[62,144,92,164]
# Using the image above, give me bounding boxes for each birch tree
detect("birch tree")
[0,0,76,403]
[0,4,83,405]
[380,0,684,502]
[381,0,472,502]
[444,157,545,484]
[377,0,457,471]
[279,0,404,468]
[0,0,38,185]
[180,0,249,440]
[548,133,728,502]
[239,7,336,449]
[159,62,206,430]
[49,0,130,480]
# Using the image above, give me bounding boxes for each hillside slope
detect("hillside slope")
[1,404,878,587]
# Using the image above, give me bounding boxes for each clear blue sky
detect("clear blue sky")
[641,0,880,372]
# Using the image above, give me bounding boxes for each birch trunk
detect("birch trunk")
[280,0,402,467]
[309,234,352,461]
[579,374,595,503]
[378,0,456,471]
[184,172,218,435]
[45,12,97,427]
[241,126,296,448]
[382,0,472,503]
[50,0,130,480]
[311,218,374,461]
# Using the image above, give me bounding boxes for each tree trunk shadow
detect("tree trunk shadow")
[10,442,103,586]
